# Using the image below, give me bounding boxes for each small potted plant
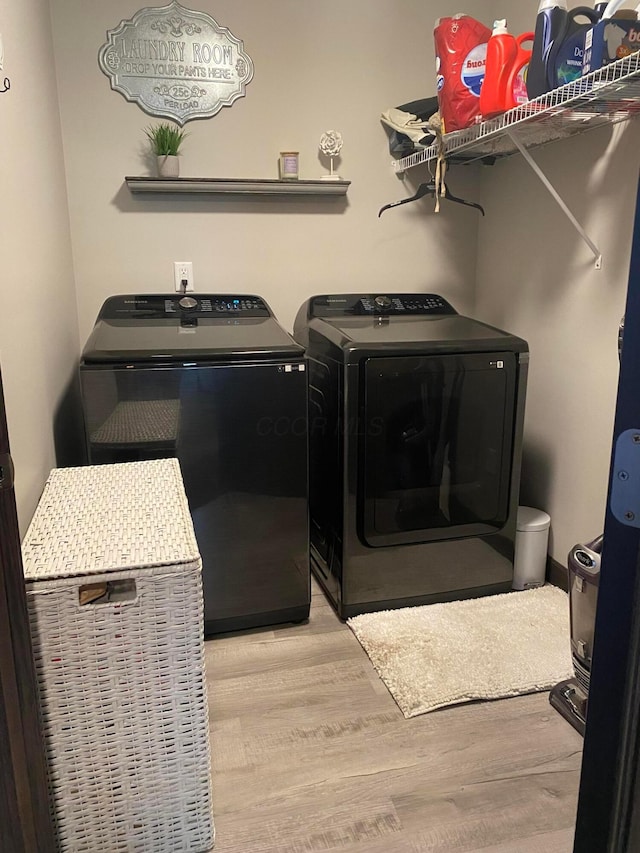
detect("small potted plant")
[145,122,188,178]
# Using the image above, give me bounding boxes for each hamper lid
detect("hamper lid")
[21,458,201,581]
[517,505,551,532]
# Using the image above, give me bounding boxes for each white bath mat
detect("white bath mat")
[347,585,573,718]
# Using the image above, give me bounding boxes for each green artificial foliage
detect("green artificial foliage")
[144,122,188,156]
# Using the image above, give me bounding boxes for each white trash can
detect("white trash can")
[513,505,551,590]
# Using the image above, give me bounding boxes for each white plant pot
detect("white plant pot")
[156,155,179,178]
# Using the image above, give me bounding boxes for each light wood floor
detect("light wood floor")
[205,580,583,853]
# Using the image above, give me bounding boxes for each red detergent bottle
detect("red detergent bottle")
[506,32,535,110]
[480,20,518,119]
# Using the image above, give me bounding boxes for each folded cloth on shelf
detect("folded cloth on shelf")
[381,96,440,159]
[396,96,439,122]
[380,108,435,143]
[384,131,419,160]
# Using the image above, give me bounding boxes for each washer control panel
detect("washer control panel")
[98,294,270,319]
[310,293,457,317]
[167,296,268,315]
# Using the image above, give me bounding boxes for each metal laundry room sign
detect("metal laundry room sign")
[98,1,254,125]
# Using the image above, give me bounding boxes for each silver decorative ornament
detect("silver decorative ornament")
[319,130,343,180]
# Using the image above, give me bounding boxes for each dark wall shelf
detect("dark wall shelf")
[125,177,350,196]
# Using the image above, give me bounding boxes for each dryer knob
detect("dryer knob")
[374,295,391,308]
[179,296,198,310]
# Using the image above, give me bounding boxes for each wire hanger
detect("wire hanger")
[378,180,485,218]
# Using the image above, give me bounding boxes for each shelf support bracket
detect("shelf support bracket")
[505,129,602,269]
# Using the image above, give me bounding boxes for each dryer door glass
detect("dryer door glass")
[361,352,517,547]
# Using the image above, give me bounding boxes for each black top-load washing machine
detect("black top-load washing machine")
[293,293,529,619]
[80,294,310,635]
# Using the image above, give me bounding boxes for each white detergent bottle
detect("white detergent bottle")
[600,0,632,17]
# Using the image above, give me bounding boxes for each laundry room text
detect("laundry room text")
[99,5,254,123]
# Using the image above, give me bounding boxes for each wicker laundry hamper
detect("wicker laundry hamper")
[22,458,214,852]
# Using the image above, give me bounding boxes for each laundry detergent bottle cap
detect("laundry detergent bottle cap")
[537,0,568,10]
[479,19,518,119]
[527,0,568,99]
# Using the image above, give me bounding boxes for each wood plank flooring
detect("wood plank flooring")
[205,581,583,852]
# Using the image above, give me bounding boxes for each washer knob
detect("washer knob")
[374,295,391,308]
[179,296,198,310]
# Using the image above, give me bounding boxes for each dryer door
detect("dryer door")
[360,351,517,547]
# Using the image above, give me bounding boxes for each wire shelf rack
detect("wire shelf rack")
[392,52,640,172]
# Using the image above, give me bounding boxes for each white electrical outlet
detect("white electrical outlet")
[174,261,194,292]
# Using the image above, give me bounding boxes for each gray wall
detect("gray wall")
[1,0,80,534]
[474,1,638,559]
[4,0,636,565]
[50,0,494,340]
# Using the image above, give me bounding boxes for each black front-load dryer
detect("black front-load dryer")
[293,293,529,619]
[80,294,310,635]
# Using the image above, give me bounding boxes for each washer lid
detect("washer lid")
[294,293,529,355]
[321,314,521,346]
[82,294,304,363]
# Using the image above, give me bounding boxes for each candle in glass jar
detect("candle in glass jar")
[279,152,299,180]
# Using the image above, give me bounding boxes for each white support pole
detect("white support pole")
[506,129,603,269]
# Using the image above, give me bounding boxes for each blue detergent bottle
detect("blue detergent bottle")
[548,5,601,87]
[527,0,568,98]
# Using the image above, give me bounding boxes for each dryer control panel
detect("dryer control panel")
[97,294,270,319]
[309,293,458,317]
